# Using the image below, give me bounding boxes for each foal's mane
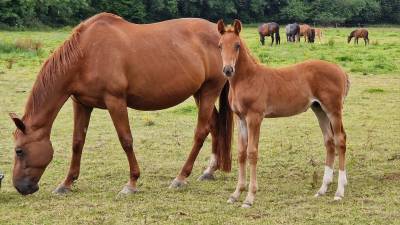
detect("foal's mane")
[26,23,85,116]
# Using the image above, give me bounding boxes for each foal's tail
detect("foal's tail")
[217,82,233,172]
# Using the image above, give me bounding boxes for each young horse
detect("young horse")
[348,28,369,45]
[299,24,311,42]
[285,23,300,42]
[9,13,233,196]
[217,20,350,207]
[258,22,280,46]
[314,28,323,43]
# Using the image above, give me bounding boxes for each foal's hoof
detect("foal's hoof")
[53,185,71,195]
[169,178,187,189]
[334,191,344,201]
[118,185,138,196]
[241,201,253,208]
[197,173,215,181]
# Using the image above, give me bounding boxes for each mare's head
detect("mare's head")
[217,19,243,78]
[347,30,355,43]
[9,113,53,195]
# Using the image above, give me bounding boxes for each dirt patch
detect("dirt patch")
[382,173,400,180]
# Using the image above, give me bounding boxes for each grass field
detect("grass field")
[0,25,399,224]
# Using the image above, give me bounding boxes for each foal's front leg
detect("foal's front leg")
[242,114,263,208]
[227,119,248,204]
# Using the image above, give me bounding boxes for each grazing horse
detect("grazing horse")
[314,28,323,43]
[307,28,316,43]
[285,23,300,42]
[9,13,233,196]
[258,22,280,46]
[299,24,311,42]
[217,20,350,208]
[348,28,369,45]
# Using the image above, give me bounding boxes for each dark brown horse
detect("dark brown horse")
[9,13,233,195]
[348,28,369,45]
[258,22,280,46]
[217,20,350,207]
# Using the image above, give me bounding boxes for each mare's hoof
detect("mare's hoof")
[227,196,237,204]
[334,192,344,201]
[118,185,138,196]
[169,178,187,189]
[197,173,215,181]
[53,185,71,195]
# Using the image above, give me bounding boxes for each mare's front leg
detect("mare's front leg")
[227,118,248,204]
[270,35,274,46]
[242,113,263,208]
[170,84,219,188]
[106,95,140,195]
[54,100,92,194]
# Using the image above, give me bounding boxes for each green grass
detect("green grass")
[0,26,399,224]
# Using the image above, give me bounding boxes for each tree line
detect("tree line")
[0,0,399,28]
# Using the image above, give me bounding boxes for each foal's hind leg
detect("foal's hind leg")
[329,114,347,200]
[170,83,220,188]
[312,105,335,197]
[227,118,248,204]
[54,100,93,194]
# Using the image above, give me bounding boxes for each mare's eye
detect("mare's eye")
[218,44,222,49]
[235,43,240,50]
[16,148,24,157]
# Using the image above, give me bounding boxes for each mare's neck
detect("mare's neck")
[23,75,71,138]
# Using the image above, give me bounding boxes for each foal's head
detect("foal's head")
[9,113,53,195]
[217,19,242,77]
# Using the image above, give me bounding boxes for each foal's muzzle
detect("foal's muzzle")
[14,178,39,195]
[223,65,235,77]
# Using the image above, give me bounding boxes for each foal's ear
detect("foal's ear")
[233,19,242,35]
[9,113,26,133]
[217,19,226,35]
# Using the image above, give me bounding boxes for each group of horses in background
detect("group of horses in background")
[259,22,369,46]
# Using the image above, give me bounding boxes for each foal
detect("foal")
[217,20,350,207]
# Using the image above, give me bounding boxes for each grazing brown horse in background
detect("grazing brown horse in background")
[307,28,316,43]
[217,20,350,208]
[348,28,369,45]
[299,24,311,42]
[314,28,323,43]
[258,22,280,46]
[9,13,234,196]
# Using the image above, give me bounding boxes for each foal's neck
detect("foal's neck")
[23,74,71,138]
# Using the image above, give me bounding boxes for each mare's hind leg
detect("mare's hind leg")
[311,104,335,197]
[54,100,93,194]
[170,82,221,188]
[328,113,347,200]
[198,107,219,180]
[105,95,140,195]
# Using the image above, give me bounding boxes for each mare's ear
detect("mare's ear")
[9,113,25,133]
[233,19,242,35]
[217,19,225,35]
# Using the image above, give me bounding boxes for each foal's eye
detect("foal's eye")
[16,148,24,157]
[235,43,241,50]
[218,44,222,49]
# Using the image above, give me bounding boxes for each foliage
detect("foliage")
[0,0,399,27]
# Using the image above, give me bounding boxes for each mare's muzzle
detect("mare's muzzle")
[223,65,235,77]
[0,172,4,189]
[14,178,39,195]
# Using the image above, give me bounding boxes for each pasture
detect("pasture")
[0,26,399,224]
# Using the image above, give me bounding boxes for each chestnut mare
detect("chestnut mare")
[299,24,311,42]
[217,20,350,207]
[348,28,369,45]
[9,13,233,195]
